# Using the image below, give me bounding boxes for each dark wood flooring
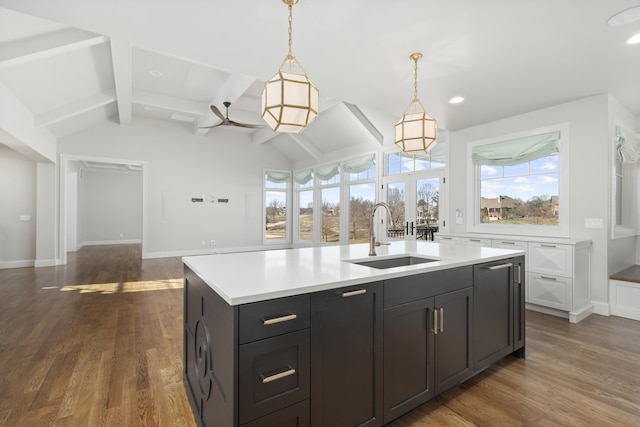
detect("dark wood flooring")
[1,244,639,426]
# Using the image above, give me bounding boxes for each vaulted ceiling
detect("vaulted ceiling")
[1,0,639,165]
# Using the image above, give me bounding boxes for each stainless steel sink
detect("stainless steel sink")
[350,256,438,269]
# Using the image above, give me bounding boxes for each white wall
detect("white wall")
[448,94,611,307]
[58,118,292,257]
[0,146,36,267]
[78,169,142,245]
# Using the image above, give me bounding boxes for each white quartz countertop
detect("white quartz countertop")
[182,241,525,305]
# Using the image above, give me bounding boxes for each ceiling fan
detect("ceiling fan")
[200,101,265,129]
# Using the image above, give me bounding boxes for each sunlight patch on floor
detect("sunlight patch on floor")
[58,279,183,294]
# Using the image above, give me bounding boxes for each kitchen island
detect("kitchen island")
[183,241,526,427]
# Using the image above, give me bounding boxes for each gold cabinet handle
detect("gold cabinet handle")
[261,368,296,384]
[341,289,367,298]
[482,263,513,270]
[541,276,557,281]
[433,309,438,335]
[439,308,444,333]
[501,241,516,245]
[541,244,556,248]
[262,313,297,325]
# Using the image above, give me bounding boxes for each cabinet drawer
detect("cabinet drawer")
[527,273,572,310]
[239,294,310,344]
[462,237,491,247]
[384,266,473,308]
[434,235,460,244]
[528,242,573,277]
[241,400,309,427]
[239,329,310,425]
[491,239,528,251]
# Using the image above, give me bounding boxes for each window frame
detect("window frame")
[263,169,292,246]
[466,123,570,238]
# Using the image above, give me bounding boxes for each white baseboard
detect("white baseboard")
[34,259,57,268]
[83,239,142,246]
[0,259,35,269]
[591,300,611,317]
[525,303,569,320]
[569,304,594,323]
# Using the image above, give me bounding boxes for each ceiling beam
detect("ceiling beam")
[342,102,384,145]
[34,89,117,127]
[0,28,107,69]
[0,83,56,162]
[288,134,323,161]
[110,38,132,125]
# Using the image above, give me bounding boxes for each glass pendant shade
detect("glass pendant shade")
[261,0,319,134]
[262,63,319,134]
[394,99,437,153]
[394,53,437,154]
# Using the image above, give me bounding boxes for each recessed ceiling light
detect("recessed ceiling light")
[607,6,640,26]
[149,70,162,77]
[449,96,464,104]
[627,33,640,44]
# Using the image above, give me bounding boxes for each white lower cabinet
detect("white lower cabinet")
[434,233,592,322]
[527,273,573,311]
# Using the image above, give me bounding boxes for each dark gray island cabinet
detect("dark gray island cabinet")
[183,255,525,427]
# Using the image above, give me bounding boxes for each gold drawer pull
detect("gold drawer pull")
[483,263,513,270]
[262,314,297,325]
[541,276,557,281]
[501,241,516,245]
[541,244,557,248]
[261,368,296,384]
[341,289,367,298]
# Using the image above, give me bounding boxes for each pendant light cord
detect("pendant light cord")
[413,56,419,101]
[287,3,294,60]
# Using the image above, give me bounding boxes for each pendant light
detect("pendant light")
[394,53,437,153]
[261,0,319,134]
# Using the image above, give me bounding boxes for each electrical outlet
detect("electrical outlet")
[210,240,216,248]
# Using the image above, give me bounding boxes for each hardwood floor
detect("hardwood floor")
[1,244,639,426]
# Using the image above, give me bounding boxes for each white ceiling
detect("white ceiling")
[1,0,639,164]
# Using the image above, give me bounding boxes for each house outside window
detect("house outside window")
[467,124,569,237]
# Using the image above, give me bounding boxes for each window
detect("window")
[467,124,569,236]
[292,154,376,246]
[264,170,291,243]
[346,157,377,244]
[382,145,446,240]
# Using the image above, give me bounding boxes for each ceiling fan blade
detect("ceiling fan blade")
[198,122,224,129]
[229,120,265,129]
[210,105,225,121]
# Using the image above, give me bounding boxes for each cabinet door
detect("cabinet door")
[383,298,435,424]
[311,282,383,427]
[473,260,514,372]
[434,287,473,394]
[512,256,525,355]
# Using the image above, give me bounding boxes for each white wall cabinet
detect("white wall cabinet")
[434,233,592,322]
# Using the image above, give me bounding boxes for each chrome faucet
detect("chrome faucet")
[369,202,393,256]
